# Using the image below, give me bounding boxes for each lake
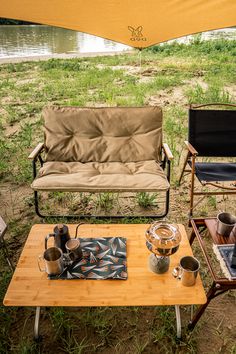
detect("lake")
[0,25,235,59]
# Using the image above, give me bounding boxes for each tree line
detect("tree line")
[0,18,35,25]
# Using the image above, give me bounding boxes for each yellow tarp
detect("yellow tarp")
[1,0,236,48]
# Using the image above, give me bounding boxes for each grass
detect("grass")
[185,83,233,104]
[0,37,236,353]
[136,192,158,208]
[96,193,116,212]
[0,272,14,354]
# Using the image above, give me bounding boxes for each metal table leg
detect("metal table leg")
[34,307,41,340]
[175,305,181,339]
[33,305,183,340]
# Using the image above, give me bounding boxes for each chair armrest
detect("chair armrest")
[184,141,198,156]
[28,143,44,160]
[162,143,173,160]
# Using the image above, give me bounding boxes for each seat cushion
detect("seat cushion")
[31,160,169,192]
[43,106,163,163]
[188,161,236,182]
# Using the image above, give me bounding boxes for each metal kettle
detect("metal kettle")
[45,224,70,253]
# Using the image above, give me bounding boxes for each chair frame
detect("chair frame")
[29,143,173,219]
[179,103,236,217]
[0,216,14,270]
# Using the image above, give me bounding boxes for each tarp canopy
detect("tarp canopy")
[1,0,236,48]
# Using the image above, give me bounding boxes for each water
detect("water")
[0,25,235,59]
[0,25,130,59]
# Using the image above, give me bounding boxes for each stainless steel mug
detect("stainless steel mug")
[173,256,200,286]
[38,247,64,275]
[216,212,236,236]
[65,238,83,262]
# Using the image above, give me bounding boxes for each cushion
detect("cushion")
[31,160,169,192]
[188,161,236,182]
[43,106,163,163]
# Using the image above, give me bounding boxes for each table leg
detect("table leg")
[175,305,181,339]
[34,307,41,340]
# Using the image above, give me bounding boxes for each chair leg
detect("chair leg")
[189,156,196,217]
[178,152,190,186]
[34,191,46,218]
[163,188,170,218]
[33,190,170,220]
[0,217,14,271]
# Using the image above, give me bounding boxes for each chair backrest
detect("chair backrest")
[43,106,163,163]
[188,104,236,157]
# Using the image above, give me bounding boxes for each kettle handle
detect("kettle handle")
[45,233,55,249]
[75,223,85,238]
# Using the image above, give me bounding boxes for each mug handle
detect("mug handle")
[45,233,55,249]
[172,266,182,280]
[38,255,45,272]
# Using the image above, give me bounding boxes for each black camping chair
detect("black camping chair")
[179,103,236,217]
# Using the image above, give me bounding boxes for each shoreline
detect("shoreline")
[0,50,133,64]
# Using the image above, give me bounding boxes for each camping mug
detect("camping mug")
[38,247,64,275]
[172,256,200,286]
[216,212,236,236]
[65,238,83,262]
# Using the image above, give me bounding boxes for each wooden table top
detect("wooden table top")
[4,224,206,307]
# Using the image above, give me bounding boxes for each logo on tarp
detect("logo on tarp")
[128,26,147,42]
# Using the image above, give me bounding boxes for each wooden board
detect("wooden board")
[4,224,206,307]
[205,218,236,245]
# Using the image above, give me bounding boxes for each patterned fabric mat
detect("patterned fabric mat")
[213,244,236,280]
[49,237,127,280]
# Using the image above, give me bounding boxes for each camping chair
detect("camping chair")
[29,106,173,219]
[179,103,236,217]
[0,216,14,270]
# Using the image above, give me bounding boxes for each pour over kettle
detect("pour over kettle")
[45,224,70,253]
